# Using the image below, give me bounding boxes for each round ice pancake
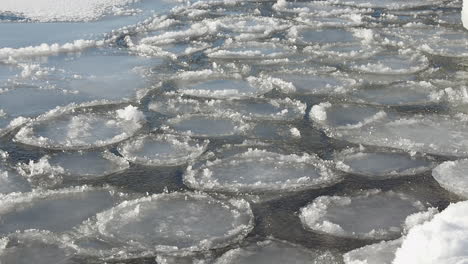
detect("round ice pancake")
[184,149,339,193]
[118,134,208,166]
[0,186,122,235]
[0,231,77,264]
[85,192,253,254]
[343,238,402,264]
[299,190,427,239]
[432,160,468,198]
[0,163,31,194]
[310,102,387,129]
[213,239,340,264]
[15,105,145,150]
[349,50,428,75]
[149,95,306,121]
[330,0,442,9]
[276,72,357,95]
[335,148,433,178]
[206,41,293,60]
[290,27,357,45]
[176,78,272,99]
[164,113,249,137]
[334,114,468,157]
[348,81,440,106]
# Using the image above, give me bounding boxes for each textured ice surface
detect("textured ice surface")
[299,190,427,239]
[349,50,428,75]
[277,72,357,95]
[0,162,31,195]
[214,239,340,264]
[15,106,145,150]
[164,113,249,137]
[348,81,440,106]
[343,238,402,264]
[81,192,253,255]
[0,231,77,264]
[329,0,442,9]
[394,201,468,264]
[118,134,208,166]
[17,151,129,186]
[207,41,293,60]
[432,160,468,198]
[335,148,433,178]
[150,95,306,121]
[184,149,339,193]
[0,186,122,235]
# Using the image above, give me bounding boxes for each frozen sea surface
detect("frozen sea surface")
[1,0,468,262]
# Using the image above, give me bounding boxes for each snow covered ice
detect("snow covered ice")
[1,0,468,262]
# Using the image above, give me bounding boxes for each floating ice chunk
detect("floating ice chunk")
[150,95,306,121]
[0,186,123,235]
[18,151,129,186]
[213,239,340,264]
[334,114,468,157]
[0,163,31,195]
[176,77,273,99]
[394,201,468,264]
[289,27,357,45]
[432,160,468,198]
[0,0,140,22]
[15,106,145,150]
[343,238,402,264]
[164,113,249,138]
[184,149,339,193]
[81,192,253,255]
[329,0,443,10]
[350,50,428,75]
[349,81,440,106]
[335,148,434,178]
[310,103,387,129]
[118,134,208,166]
[206,41,293,60]
[299,190,427,239]
[276,71,357,95]
[0,230,77,264]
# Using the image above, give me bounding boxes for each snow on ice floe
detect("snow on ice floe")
[343,238,402,264]
[393,201,468,264]
[0,185,124,235]
[118,134,209,166]
[206,41,294,60]
[213,239,340,264]
[348,81,441,106]
[163,112,249,138]
[432,159,468,198]
[299,190,429,239]
[348,49,429,75]
[0,230,78,264]
[334,147,434,179]
[184,149,340,193]
[79,192,253,256]
[149,94,306,121]
[17,151,129,187]
[14,105,145,150]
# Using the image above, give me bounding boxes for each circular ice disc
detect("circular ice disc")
[331,0,442,9]
[184,149,339,193]
[0,186,122,235]
[89,192,253,253]
[292,27,357,45]
[118,134,208,166]
[0,231,77,264]
[299,190,426,239]
[15,106,145,150]
[277,73,357,95]
[213,239,340,264]
[432,160,468,198]
[165,114,248,137]
[335,149,433,178]
[350,50,428,75]
[206,41,292,59]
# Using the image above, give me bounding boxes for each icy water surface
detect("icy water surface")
[0,0,467,263]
